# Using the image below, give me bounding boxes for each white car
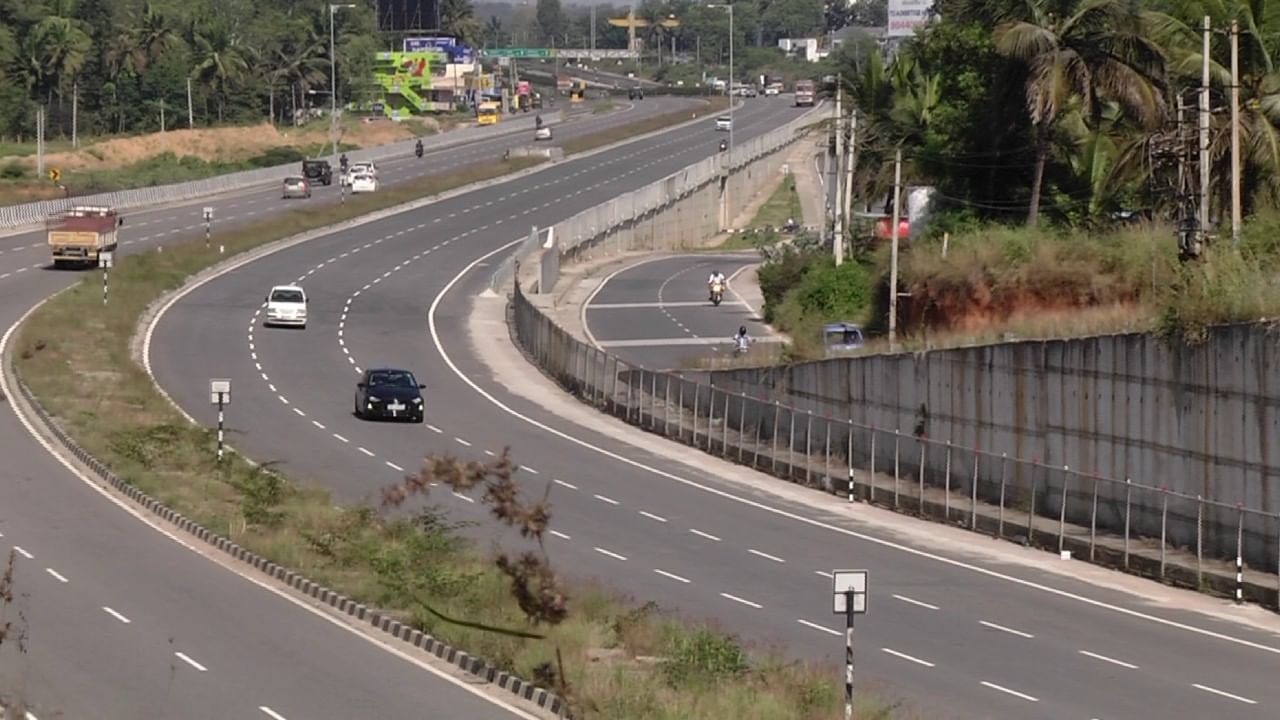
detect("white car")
[534,126,553,141]
[715,116,732,132]
[764,85,780,96]
[264,285,308,328]
[350,161,377,177]
[350,173,378,193]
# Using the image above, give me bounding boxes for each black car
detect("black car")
[302,159,333,186]
[628,87,644,100]
[354,368,425,422]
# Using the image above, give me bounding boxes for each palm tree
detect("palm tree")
[483,16,504,47]
[994,0,1173,225]
[189,20,249,122]
[441,0,481,45]
[27,16,93,109]
[129,1,183,74]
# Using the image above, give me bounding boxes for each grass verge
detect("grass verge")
[11,111,905,718]
[560,97,729,156]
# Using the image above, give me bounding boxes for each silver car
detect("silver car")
[282,176,311,199]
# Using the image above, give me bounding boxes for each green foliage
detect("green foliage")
[661,625,748,685]
[756,245,815,321]
[792,258,874,320]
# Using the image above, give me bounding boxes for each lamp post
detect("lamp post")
[707,3,734,156]
[329,3,357,157]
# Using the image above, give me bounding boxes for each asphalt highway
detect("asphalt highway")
[0,99,697,717]
[145,90,1280,720]
[582,252,777,369]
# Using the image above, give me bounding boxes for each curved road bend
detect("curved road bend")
[582,252,773,369]
[0,101,697,717]
[151,95,1279,719]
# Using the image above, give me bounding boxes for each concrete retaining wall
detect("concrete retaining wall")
[690,323,1280,567]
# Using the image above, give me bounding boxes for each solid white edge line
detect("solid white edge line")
[422,237,1280,661]
[1078,649,1138,669]
[980,680,1038,702]
[881,647,935,668]
[4,280,546,720]
[1191,683,1257,704]
[796,619,841,636]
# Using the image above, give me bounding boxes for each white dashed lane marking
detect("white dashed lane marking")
[102,607,132,624]
[689,529,721,542]
[45,568,69,583]
[653,569,690,583]
[550,530,571,540]
[593,547,628,561]
[720,593,762,609]
[174,652,209,672]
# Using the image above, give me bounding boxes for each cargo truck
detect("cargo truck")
[794,79,816,107]
[47,206,122,269]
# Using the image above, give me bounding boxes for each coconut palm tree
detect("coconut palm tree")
[994,0,1174,225]
[188,20,249,122]
[441,0,481,45]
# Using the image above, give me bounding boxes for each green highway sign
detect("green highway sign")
[480,48,552,58]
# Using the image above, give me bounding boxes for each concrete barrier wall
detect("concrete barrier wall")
[690,323,1280,566]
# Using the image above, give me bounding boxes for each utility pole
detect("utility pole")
[1231,20,1242,246]
[187,77,195,128]
[833,74,844,265]
[160,97,166,132]
[888,148,903,351]
[1199,15,1211,244]
[72,81,78,148]
[843,110,857,252]
[36,107,44,178]
[590,4,597,51]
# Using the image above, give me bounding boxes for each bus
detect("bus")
[477,100,501,125]
[794,79,816,107]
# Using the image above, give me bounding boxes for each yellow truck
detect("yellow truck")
[477,100,501,125]
[47,205,121,269]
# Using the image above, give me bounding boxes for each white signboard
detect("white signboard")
[832,569,869,614]
[203,206,214,221]
[209,378,231,406]
[98,251,114,268]
[887,0,934,38]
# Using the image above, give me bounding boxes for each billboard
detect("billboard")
[376,0,440,32]
[404,36,473,63]
[887,0,934,38]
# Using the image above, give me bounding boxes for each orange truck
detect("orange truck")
[47,205,121,268]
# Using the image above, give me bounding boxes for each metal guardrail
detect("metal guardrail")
[509,282,1280,610]
[0,115,550,231]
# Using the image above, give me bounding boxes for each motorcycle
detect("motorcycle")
[415,143,424,159]
[719,139,728,152]
[710,280,724,306]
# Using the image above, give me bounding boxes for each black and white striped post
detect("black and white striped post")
[98,249,113,305]
[1236,504,1245,605]
[209,379,231,462]
[832,569,868,720]
[203,206,212,248]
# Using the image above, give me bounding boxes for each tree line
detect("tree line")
[835,0,1280,228]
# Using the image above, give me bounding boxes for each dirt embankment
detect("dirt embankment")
[7,117,439,172]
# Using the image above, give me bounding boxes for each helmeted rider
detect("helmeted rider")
[339,152,349,169]
[415,138,424,156]
[733,325,751,352]
[707,269,727,300]
[535,114,543,128]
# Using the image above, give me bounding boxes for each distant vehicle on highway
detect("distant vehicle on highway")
[477,100,501,125]
[281,176,311,199]
[46,205,122,269]
[764,84,781,96]
[350,161,377,178]
[349,172,378,193]
[715,116,732,131]
[264,284,308,328]
[822,322,865,353]
[354,368,425,422]
[301,159,333,186]
[535,126,553,141]
[628,87,645,100]
[794,79,816,107]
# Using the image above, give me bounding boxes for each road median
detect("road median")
[3,108,894,718]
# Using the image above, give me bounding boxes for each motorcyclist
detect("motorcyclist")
[535,114,544,129]
[707,269,726,300]
[733,326,751,353]
[415,139,424,157]
[719,139,728,152]
[339,153,349,170]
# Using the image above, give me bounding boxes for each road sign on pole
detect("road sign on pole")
[209,379,232,461]
[99,250,113,305]
[832,569,868,720]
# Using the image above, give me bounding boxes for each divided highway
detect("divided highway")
[0,99,694,718]
[145,91,1280,720]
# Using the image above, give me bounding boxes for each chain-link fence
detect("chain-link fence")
[511,281,1280,609]
[0,115,548,231]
